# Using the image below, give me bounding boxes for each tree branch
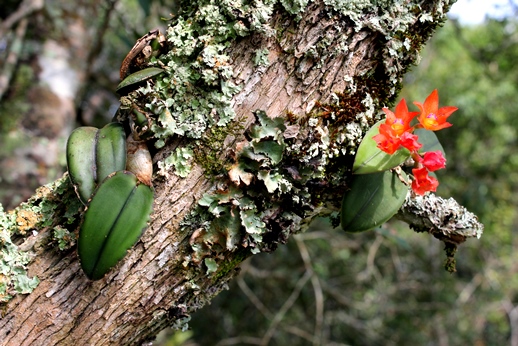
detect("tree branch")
[0,0,43,37]
[0,1,481,344]
[396,192,483,272]
[398,192,483,244]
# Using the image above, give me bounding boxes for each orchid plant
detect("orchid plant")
[341,90,457,232]
[372,89,456,195]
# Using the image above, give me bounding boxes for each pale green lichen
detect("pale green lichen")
[280,0,311,17]
[1,176,82,303]
[157,147,194,178]
[139,3,247,143]
[204,258,218,274]
[135,0,451,180]
[53,226,76,251]
[131,0,452,148]
[125,0,452,269]
[184,110,321,263]
[0,204,39,303]
[253,48,270,67]
[169,309,192,332]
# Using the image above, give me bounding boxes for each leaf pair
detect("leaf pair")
[67,123,154,280]
[341,120,445,233]
[66,123,127,204]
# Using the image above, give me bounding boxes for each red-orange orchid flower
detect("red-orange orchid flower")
[420,151,446,171]
[414,89,457,131]
[374,99,419,154]
[411,167,439,195]
[382,98,418,136]
[372,124,401,155]
[400,132,422,152]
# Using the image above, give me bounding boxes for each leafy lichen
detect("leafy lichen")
[0,204,39,303]
[0,176,82,303]
[53,226,76,251]
[157,147,194,178]
[253,48,270,67]
[157,0,453,269]
[123,0,451,186]
[184,110,321,263]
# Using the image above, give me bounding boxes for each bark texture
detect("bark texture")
[0,1,482,345]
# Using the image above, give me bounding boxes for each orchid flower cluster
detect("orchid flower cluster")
[372,90,457,195]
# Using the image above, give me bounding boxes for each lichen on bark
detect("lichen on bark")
[0,0,483,344]
[129,0,479,285]
[0,175,81,303]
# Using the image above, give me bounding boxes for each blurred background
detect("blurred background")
[1,0,517,345]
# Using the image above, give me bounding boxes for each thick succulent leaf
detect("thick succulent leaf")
[352,120,410,174]
[78,171,154,280]
[116,67,164,94]
[66,123,126,204]
[341,170,408,233]
[414,128,446,158]
[96,123,127,183]
[66,126,98,204]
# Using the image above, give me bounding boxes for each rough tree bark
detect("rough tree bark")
[0,1,482,345]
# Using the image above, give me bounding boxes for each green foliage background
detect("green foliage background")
[159,16,518,346]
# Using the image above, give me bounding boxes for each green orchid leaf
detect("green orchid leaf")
[96,123,128,182]
[353,120,411,174]
[414,128,446,158]
[78,171,154,280]
[66,126,98,204]
[341,170,408,233]
[116,67,164,94]
[66,123,126,204]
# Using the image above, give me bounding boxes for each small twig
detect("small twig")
[502,299,518,346]
[260,270,312,346]
[0,0,43,36]
[215,336,263,346]
[356,233,383,282]
[75,0,118,125]
[456,272,482,305]
[84,0,118,75]
[282,325,319,343]
[237,276,273,319]
[388,236,407,281]
[0,18,28,101]
[294,235,325,346]
[294,230,335,241]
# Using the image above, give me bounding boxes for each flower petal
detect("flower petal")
[414,90,457,131]
[423,89,439,115]
[422,151,446,171]
[373,124,401,155]
[388,99,418,135]
[400,132,422,152]
[411,167,439,195]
